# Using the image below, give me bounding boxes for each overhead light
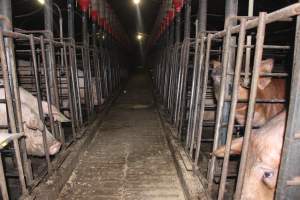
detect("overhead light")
[37,0,45,5]
[133,0,141,5]
[137,33,143,41]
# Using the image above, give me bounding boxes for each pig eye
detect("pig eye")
[263,171,274,179]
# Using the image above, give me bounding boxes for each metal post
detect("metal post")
[82,12,91,117]
[218,18,246,199]
[244,0,254,86]
[184,0,191,39]
[0,153,8,200]
[68,0,75,39]
[234,13,267,200]
[44,0,63,142]
[219,0,238,145]
[275,6,300,199]
[0,0,33,185]
[175,13,181,43]
[197,0,207,34]
[44,0,53,34]
[30,35,52,172]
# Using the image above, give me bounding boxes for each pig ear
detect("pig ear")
[51,105,70,122]
[213,137,243,157]
[210,60,221,69]
[258,59,274,90]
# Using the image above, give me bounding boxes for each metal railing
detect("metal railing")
[153,3,300,200]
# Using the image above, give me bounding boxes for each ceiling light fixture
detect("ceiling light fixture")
[137,33,143,41]
[133,0,141,5]
[37,0,45,5]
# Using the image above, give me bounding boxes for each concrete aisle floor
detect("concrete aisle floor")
[58,70,186,200]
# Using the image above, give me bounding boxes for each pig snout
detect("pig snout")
[24,127,61,157]
[48,140,61,155]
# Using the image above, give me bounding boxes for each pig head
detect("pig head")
[211,59,286,127]
[214,111,286,199]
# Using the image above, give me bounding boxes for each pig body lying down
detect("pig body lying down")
[214,111,286,199]
[0,83,69,156]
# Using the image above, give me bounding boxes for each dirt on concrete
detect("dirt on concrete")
[58,70,186,200]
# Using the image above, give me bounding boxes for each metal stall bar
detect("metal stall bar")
[0,13,34,187]
[0,152,8,200]
[276,4,300,199]
[207,20,233,194]
[40,35,57,148]
[63,43,77,140]
[29,34,52,172]
[217,17,246,199]
[234,13,266,200]
[0,29,29,195]
[67,41,82,130]
[192,34,211,168]
[185,23,200,151]
[219,0,238,146]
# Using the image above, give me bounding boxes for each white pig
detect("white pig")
[0,81,67,156]
[214,111,286,199]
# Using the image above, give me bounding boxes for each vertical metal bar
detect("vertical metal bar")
[30,35,52,172]
[63,43,77,140]
[82,12,91,117]
[13,138,28,195]
[175,14,181,43]
[243,0,254,86]
[40,36,56,144]
[193,35,211,166]
[218,18,246,200]
[68,0,75,39]
[197,0,207,34]
[207,23,233,192]
[184,0,191,39]
[219,0,238,145]
[48,39,64,144]
[74,46,83,126]
[234,13,267,200]
[275,7,300,199]
[0,1,33,183]
[189,37,205,156]
[0,153,9,200]
[186,23,199,150]
[68,44,80,131]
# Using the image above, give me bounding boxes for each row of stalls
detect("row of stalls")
[149,0,300,199]
[0,0,128,199]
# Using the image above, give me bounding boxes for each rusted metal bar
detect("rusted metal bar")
[234,13,267,200]
[207,19,234,193]
[212,3,300,39]
[218,18,247,199]
[276,4,300,198]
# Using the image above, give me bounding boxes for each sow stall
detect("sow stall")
[151,1,300,199]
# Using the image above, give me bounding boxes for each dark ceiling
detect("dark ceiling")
[11,0,298,40]
[109,0,161,39]
[10,0,300,65]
